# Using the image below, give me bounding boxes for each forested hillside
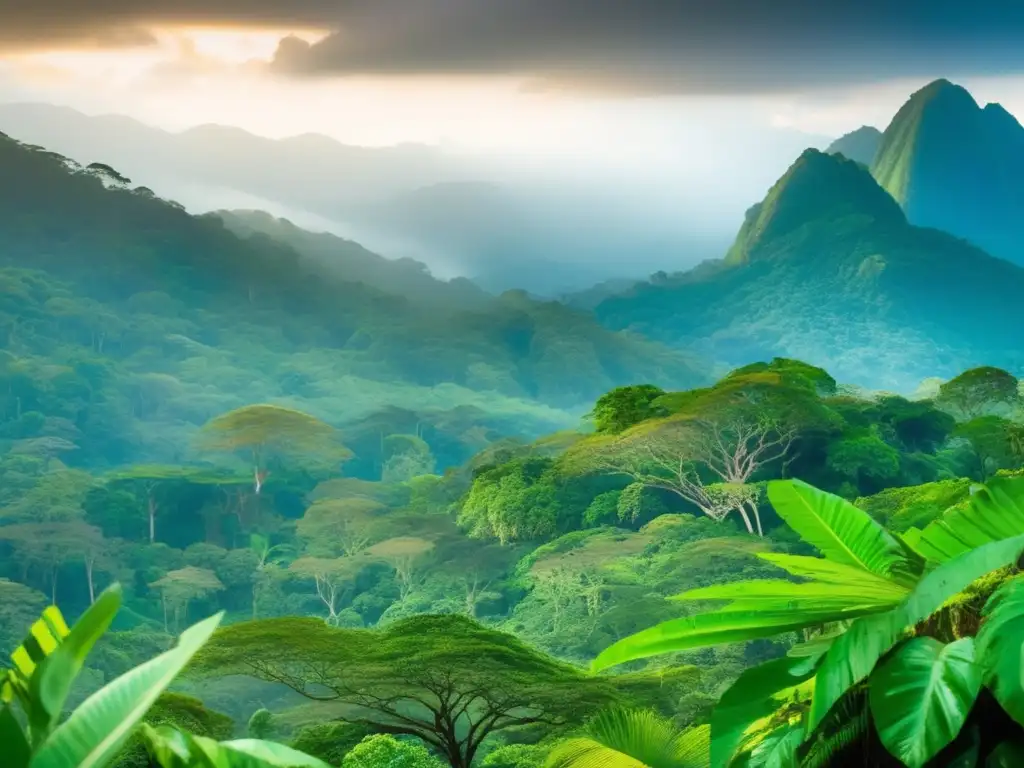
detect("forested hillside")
[596,149,1024,390]
[0,130,704,473]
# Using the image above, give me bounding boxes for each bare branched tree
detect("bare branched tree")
[584,416,796,536]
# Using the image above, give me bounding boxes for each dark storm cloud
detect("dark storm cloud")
[4,0,1024,93]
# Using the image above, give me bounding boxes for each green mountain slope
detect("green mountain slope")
[214,209,490,309]
[826,126,882,166]
[0,132,705,470]
[596,149,1024,391]
[871,79,1024,265]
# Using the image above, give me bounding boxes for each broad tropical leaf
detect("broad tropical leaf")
[592,609,864,672]
[809,532,1024,732]
[748,722,803,768]
[988,740,1024,766]
[31,585,122,731]
[869,637,982,768]
[709,657,815,768]
[141,725,335,768]
[3,604,71,704]
[754,553,910,600]
[675,579,904,611]
[0,705,30,768]
[545,708,709,768]
[29,611,223,768]
[766,480,920,584]
[976,576,1024,726]
[915,476,1024,562]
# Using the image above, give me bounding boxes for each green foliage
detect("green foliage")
[193,614,619,768]
[936,367,1020,421]
[976,576,1024,726]
[290,722,374,766]
[545,708,709,768]
[342,734,446,768]
[592,477,1024,767]
[856,478,971,533]
[590,385,667,434]
[0,584,224,768]
[868,637,981,767]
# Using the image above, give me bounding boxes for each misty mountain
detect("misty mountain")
[214,209,491,309]
[871,79,1024,266]
[0,101,828,295]
[0,128,705,458]
[826,125,882,165]
[595,149,1024,391]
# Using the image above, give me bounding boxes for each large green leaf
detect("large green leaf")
[192,737,331,765]
[675,579,904,611]
[987,741,1024,767]
[545,709,709,768]
[29,611,223,768]
[32,585,122,731]
[976,576,1024,726]
[916,477,1024,562]
[0,705,30,768]
[869,637,982,768]
[592,608,864,672]
[709,657,815,768]
[766,480,919,583]
[748,723,802,768]
[809,532,1024,732]
[141,725,334,768]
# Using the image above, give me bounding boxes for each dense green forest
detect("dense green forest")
[4,340,1024,766]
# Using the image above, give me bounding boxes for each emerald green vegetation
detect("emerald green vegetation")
[591,477,1024,766]
[2,344,1023,766]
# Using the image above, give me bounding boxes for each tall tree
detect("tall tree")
[193,614,619,768]
[936,367,1021,420]
[198,404,350,494]
[366,537,436,601]
[149,566,224,632]
[297,498,387,558]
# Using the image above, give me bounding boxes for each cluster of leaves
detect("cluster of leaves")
[588,477,1024,767]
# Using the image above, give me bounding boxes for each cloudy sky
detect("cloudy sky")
[2,0,1024,151]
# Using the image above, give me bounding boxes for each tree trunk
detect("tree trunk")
[735,506,754,535]
[85,557,96,604]
[747,500,764,537]
[148,494,157,543]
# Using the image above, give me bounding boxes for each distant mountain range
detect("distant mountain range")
[0,102,825,295]
[872,79,1024,267]
[824,80,1024,267]
[596,144,1024,390]
[826,126,882,166]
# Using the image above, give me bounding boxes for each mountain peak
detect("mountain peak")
[725,148,904,264]
[911,78,977,106]
[826,125,882,166]
[870,78,1024,264]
